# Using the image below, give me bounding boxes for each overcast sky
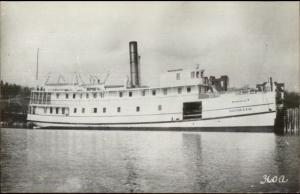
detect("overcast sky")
[1,1,299,91]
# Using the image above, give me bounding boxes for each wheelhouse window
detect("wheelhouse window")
[86,93,89,98]
[80,94,82,99]
[56,93,60,98]
[73,94,76,99]
[103,107,106,113]
[117,107,121,112]
[129,92,132,97]
[176,73,180,80]
[187,87,191,93]
[56,107,59,114]
[163,88,167,95]
[82,108,85,113]
[136,106,140,112]
[119,92,123,97]
[62,108,65,114]
[66,94,69,99]
[142,90,145,96]
[50,107,53,114]
[93,108,97,113]
[93,93,97,98]
[44,107,47,114]
[74,108,77,113]
[196,71,200,78]
[152,90,156,96]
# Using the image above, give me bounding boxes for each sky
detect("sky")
[1,1,299,91]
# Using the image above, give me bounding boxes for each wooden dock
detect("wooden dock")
[275,108,300,135]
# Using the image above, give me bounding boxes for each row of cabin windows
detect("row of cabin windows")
[40,107,67,114]
[73,105,162,114]
[31,105,163,115]
[175,71,202,80]
[56,87,192,99]
[191,71,203,79]
[30,92,51,104]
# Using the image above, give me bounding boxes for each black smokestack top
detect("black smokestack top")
[129,41,140,87]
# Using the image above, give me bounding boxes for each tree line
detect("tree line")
[0,80,31,122]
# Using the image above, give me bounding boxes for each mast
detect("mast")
[36,48,39,81]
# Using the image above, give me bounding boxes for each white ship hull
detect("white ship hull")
[28,91,277,131]
[32,111,275,131]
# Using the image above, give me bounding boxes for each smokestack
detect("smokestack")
[129,41,140,87]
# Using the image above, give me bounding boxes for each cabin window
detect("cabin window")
[93,93,97,98]
[39,92,44,104]
[82,108,85,113]
[66,94,69,99]
[56,107,59,114]
[196,71,200,78]
[33,107,36,114]
[62,108,65,114]
[50,107,53,114]
[119,92,123,97]
[73,94,76,99]
[46,93,51,104]
[191,72,195,79]
[44,107,47,114]
[93,108,97,113]
[158,105,162,111]
[103,107,106,113]
[129,91,132,97]
[136,106,140,112]
[74,108,77,113]
[152,90,156,96]
[117,107,121,112]
[176,73,180,80]
[86,93,89,98]
[142,90,145,96]
[187,87,191,93]
[178,87,182,94]
[56,93,59,99]
[163,88,167,95]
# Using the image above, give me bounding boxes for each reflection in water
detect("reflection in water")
[182,133,205,192]
[274,136,300,192]
[1,129,299,193]
[124,151,140,192]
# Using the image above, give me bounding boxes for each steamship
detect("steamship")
[27,42,284,130]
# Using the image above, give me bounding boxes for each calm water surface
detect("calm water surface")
[1,128,299,193]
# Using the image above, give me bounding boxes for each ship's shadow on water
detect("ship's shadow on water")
[0,128,299,193]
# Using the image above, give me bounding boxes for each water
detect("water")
[1,128,299,193]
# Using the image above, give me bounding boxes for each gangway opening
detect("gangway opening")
[183,101,202,119]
